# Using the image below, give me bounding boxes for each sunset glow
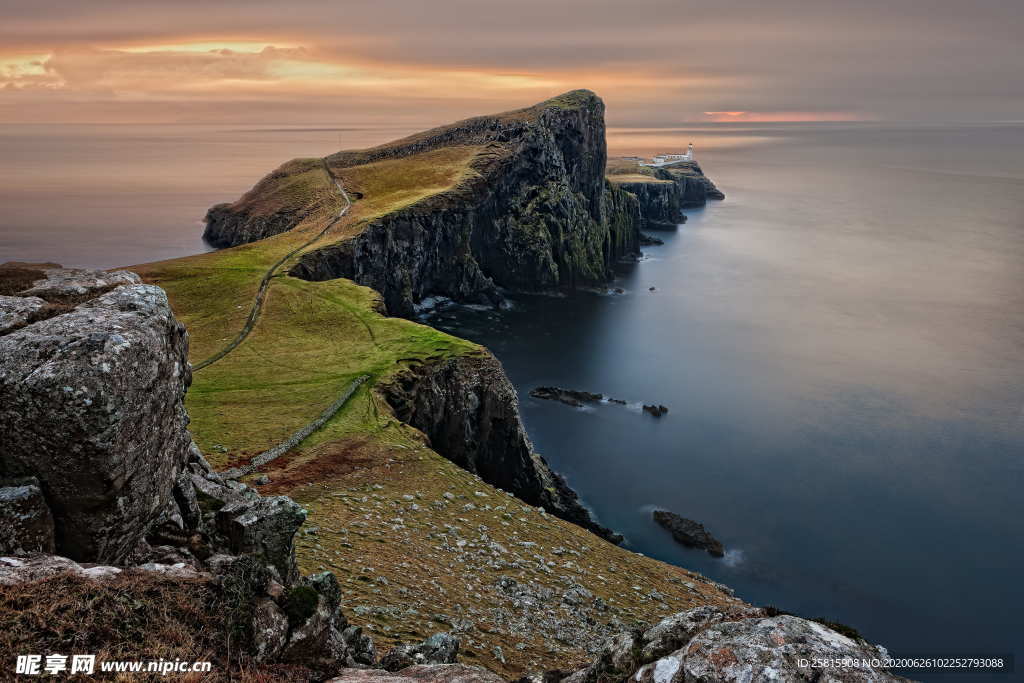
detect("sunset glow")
[0,1,1019,125]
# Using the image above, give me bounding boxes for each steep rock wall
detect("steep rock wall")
[612,181,683,229]
[289,92,640,316]
[379,351,621,543]
[652,161,725,207]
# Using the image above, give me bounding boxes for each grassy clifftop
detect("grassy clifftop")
[134,91,740,677]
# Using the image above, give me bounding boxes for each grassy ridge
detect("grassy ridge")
[137,147,482,466]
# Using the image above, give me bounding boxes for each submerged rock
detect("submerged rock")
[642,404,669,417]
[530,386,605,407]
[653,509,724,557]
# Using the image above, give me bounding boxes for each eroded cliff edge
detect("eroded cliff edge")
[379,351,621,542]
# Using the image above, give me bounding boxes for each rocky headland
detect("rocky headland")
[1,92,901,681]
[605,157,724,231]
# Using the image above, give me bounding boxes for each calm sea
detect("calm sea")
[2,121,1022,678]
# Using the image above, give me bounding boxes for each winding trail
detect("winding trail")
[191,161,366,478]
[193,161,351,372]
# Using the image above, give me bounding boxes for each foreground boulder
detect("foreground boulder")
[0,269,379,678]
[0,270,192,563]
[553,606,901,682]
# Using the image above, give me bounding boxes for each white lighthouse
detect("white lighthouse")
[638,143,695,167]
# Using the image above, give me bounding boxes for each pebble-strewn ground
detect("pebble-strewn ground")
[262,436,742,679]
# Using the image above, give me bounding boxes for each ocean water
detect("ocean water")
[441,123,1024,679]
[2,121,1022,678]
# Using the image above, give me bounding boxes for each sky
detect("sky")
[1,0,1021,126]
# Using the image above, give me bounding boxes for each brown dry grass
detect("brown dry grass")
[0,571,312,682]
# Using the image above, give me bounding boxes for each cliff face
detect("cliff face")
[200,91,637,317]
[202,158,336,248]
[611,180,683,229]
[652,160,725,207]
[379,351,621,543]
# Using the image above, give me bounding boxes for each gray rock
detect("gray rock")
[382,633,460,672]
[381,645,420,672]
[0,554,83,585]
[327,664,504,682]
[0,478,55,554]
[0,554,124,585]
[681,614,898,682]
[281,571,361,673]
[216,495,305,583]
[639,605,734,662]
[342,625,378,667]
[18,268,141,299]
[0,295,46,334]
[560,607,901,683]
[0,282,192,563]
[252,597,289,661]
[652,510,724,558]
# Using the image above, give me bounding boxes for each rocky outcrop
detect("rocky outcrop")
[653,510,724,557]
[380,352,622,544]
[651,161,725,207]
[0,269,378,678]
[204,91,640,317]
[381,633,461,671]
[202,158,333,248]
[553,606,901,682]
[0,269,192,563]
[328,664,504,682]
[0,295,46,334]
[612,180,685,229]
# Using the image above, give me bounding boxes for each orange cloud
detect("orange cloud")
[704,110,867,122]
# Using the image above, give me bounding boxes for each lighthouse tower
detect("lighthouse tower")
[686,143,694,160]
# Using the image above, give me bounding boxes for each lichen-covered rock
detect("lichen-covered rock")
[252,597,290,661]
[562,630,643,683]
[681,615,897,682]
[557,607,901,683]
[280,571,368,673]
[0,478,55,554]
[0,295,46,334]
[216,495,306,583]
[328,664,504,682]
[0,554,84,585]
[18,267,141,299]
[381,351,621,543]
[382,633,460,671]
[638,605,744,662]
[0,281,192,563]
